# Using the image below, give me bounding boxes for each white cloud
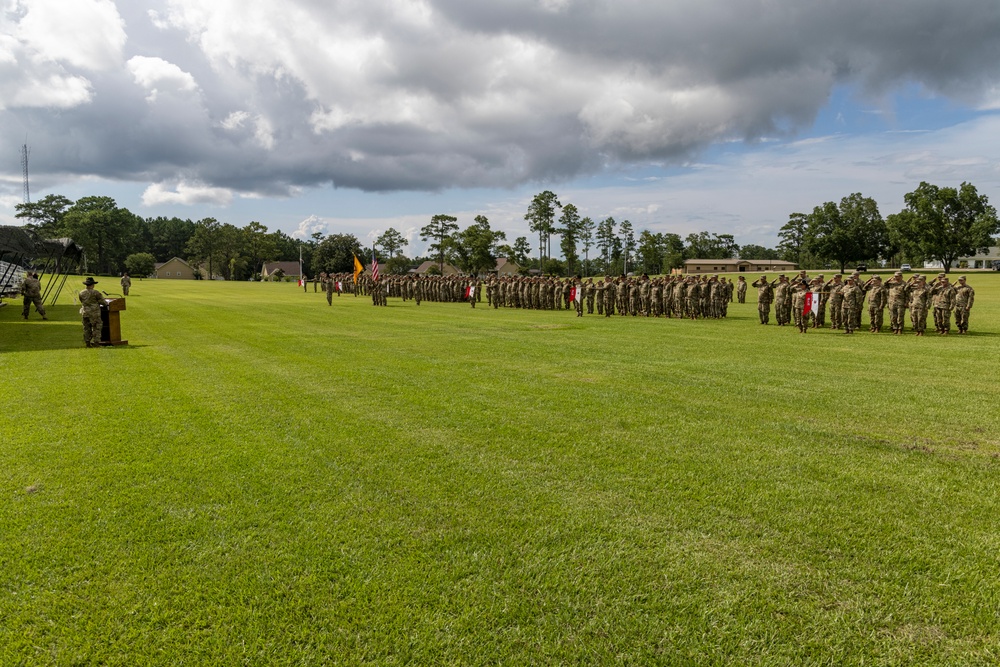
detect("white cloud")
[16,0,126,70]
[4,0,1000,200]
[291,215,330,239]
[141,181,234,206]
[5,71,92,109]
[127,56,198,101]
[221,111,250,130]
[0,0,126,111]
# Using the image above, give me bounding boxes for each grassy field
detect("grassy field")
[2,274,999,665]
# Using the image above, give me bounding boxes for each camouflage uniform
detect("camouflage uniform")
[862,277,887,333]
[79,278,104,347]
[840,278,861,334]
[736,277,747,304]
[954,277,975,334]
[908,278,930,335]
[885,272,909,334]
[20,273,47,320]
[120,273,131,296]
[772,276,791,326]
[686,279,701,319]
[930,277,957,334]
[826,277,844,329]
[812,274,826,326]
[751,276,773,324]
[791,282,808,332]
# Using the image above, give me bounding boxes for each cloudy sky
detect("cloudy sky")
[2,0,999,254]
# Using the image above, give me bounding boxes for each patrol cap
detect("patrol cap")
[894,271,902,276]
[937,272,946,278]
[959,275,967,281]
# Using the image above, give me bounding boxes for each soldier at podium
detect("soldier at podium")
[79,277,104,347]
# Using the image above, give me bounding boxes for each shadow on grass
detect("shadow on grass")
[0,305,147,353]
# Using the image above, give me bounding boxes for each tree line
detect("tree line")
[14,180,998,279]
[775,183,998,273]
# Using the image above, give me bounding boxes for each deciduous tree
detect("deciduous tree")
[887,181,999,273]
[420,214,459,272]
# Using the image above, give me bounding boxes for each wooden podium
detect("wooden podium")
[100,297,128,346]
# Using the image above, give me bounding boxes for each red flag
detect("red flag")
[803,291,819,316]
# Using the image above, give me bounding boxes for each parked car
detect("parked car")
[856,264,867,272]
[900,264,912,272]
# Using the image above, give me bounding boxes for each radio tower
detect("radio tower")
[21,142,31,204]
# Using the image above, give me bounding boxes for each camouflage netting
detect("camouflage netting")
[0,226,86,302]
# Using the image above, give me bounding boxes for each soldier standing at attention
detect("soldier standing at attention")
[954,276,975,334]
[79,277,104,347]
[120,272,131,296]
[325,274,335,305]
[751,275,773,324]
[20,272,47,320]
[908,275,930,336]
[736,276,747,303]
[585,278,596,315]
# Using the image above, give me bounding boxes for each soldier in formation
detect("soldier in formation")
[954,276,975,334]
[751,275,773,324]
[307,268,977,337]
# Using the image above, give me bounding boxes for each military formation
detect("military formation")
[312,272,741,319]
[751,269,975,335]
[310,266,978,336]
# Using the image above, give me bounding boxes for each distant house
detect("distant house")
[409,260,460,276]
[923,246,1000,270]
[154,257,197,279]
[494,258,520,276]
[683,258,798,274]
[261,261,302,280]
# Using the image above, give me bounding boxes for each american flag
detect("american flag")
[371,249,379,282]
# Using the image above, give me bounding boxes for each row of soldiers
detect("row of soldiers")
[751,270,976,335]
[481,274,738,319]
[312,271,743,318]
[310,268,976,335]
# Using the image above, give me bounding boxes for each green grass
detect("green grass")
[2,275,1000,665]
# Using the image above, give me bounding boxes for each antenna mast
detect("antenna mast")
[20,142,30,204]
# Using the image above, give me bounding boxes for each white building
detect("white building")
[923,246,1000,270]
